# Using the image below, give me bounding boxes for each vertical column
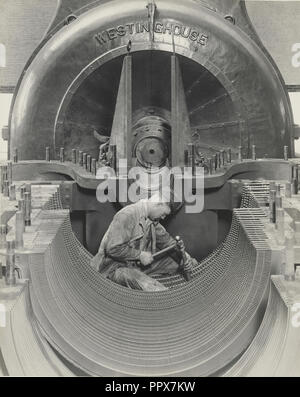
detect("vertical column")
[45,147,50,161]
[284,146,288,161]
[72,149,77,164]
[5,241,16,286]
[171,55,190,167]
[0,225,7,249]
[110,54,132,172]
[269,189,276,223]
[24,192,31,227]
[15,211,24,249]
[238,146,243,162]
[59,147,65,162]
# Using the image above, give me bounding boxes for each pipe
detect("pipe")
[83,153,87,170]
[9,184,16,201]
[5,241,16,286]
[227,148,232,163]
[15,211,24,249]
[252,145,256,160]
[45,147,50,162]
[79,151,83,167]
[59,147,65,163]
[269,189,276,223]
[24,192,31,227]
[284,146,288,161]
[238,146,243,162]
[3,181,9,197]
[91,158,97,175]
[72,149,77,164]
[7,161,13,185]
[87,155,92,173]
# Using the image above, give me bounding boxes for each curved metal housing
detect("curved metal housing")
[9,0,294,162]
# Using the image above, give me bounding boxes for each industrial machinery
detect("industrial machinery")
[1,0,300,376]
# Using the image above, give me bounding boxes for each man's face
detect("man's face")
[148,203,171,224]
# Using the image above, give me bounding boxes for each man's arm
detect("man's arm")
[105,212,141,262]
[155,224,198,270]
[155,223,176,251]
[155,223,182,263]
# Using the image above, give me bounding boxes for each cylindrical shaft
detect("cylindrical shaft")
[1,165,8,193]
[24,192,31,227]
[59,147,65,162]
[0,225,7,249]
[5,241,16,286]
[217,152,222,168]
[79,151,83,167]
[13,148,18,163]
[252,145,256,160]
[214,154,218,171]
[208,158,213,175]
[292,178,298,195]
[83,153,87,170]
[87,155,92,172]
[275,195,282,208]
[91,158,97,176]
[227,148,232,163]
[15,211,24,249]
[45,147,50,162]
[7,161,13,184]
[292,164,299,182]
[269,190,276,223]
[221,150,226,166]
[20,186,26,199]
[276,184,281,196]
[184,150,189,166]
[9,184,16,201]
[72,149,77,164]
[3,180,9,197]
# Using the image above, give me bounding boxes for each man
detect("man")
[90,193,197,291]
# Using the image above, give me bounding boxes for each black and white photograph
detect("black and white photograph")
[0,0,300,383]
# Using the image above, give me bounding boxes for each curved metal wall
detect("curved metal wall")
[9,0,294,161]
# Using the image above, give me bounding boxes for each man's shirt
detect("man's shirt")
[91,200,175,275]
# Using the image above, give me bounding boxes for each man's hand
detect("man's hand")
[176,238,185,252]
[139,251,154,267]
[182,253,198,273]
